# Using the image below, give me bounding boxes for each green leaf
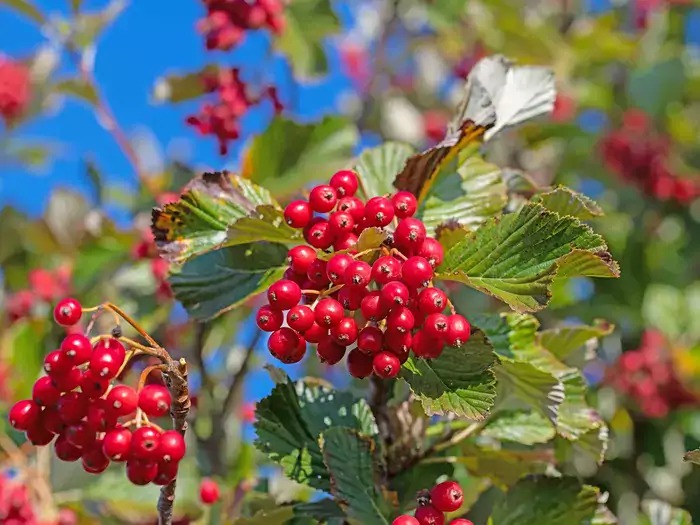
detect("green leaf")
[399,329,497,419]
[642,284,686,341]
[169,242,288,320]
[53,77,98,105]
[274,0,340,77]
[537,320,614,362]
[230,507,295,525]
[641,499,692,525]
[0,0,45,24]
[71,0,127,48]
[437,203,619,312]
[419,151,507,233]
[152,171,277,264]
[533,186,604,220]
[152,66,217,103]
[452,443,552,488]
[320,428,392,525]
[254,373,377,491]
[356,142,414,202]
[243,117,358,197]
[5,320,45,399]
[293,499,346,522]
[491,477,602,525]
[226,205,302,246]
[496,359,563,423]
[483,411,555,445]
[435,221,471,252]
[628,58,686,118]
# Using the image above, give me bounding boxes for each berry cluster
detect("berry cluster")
[187,68,283,155]
[197,0,285,51]
[6,266,72,325]
[7,298,186,486]
[256,170,470,379]
[600,109,698,204]
[0,56,30,123]
[0,471,77,524]
[132,227,173,301]
[606,330,698,418]
[393,481,470,525]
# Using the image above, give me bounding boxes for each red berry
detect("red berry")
[371,256,402,285]
[126,459,158,485]
[53,298,82,326]
[52,366,82,392]
[60,334,92,366]
[393,516,420,525]
[430,480,464,512]
[408,298,426,329]
[365,196,395,227]
[139,384,172,418]
[449,520,474,525]
[107,385,139,417]
[54,434,83,462]
[32,376,62,406]
[328,211,355,235]
[417,288,447,315]
[360,291,389,322]
[314,298,344,327]
[66,422,96,449]
[283,267,306,285]
[327,254,354,284]
[394,218,427,254]
[94,337,126,365]
[333,232,358,251]
[57,392,89,424]
[43,407,67,435]
[268,327,301,361]
[373,351,401,379]
[284,200,313,228]
[337,196,365,221]
[345,260,372,287]
[317,337,347,365]
[256,304,284,332]
[417,238,445,268]
[44,350,71,377]
[307,258,330,287]
[287,305,315,332]
[330,317,359,346]
[424,313,449,339]
[414,504,445,525]
[158,430,186,463]
[131,425,161,461]
[286,335,307,364]
[380,281,410,310]
[402,256,434,288]
[384,329,412,356]
[89,348,122,380]
[303,322,328,343]
[445,315,470,347]
[306,220,336,249]
[79,371,110,399]
[103,428,132,461]
[357,326,383,355]
[267,279,302,310]
[338,285,366,310]
[309,184,338,213]
[329,169,359,197]
[26,421,55,446]
[86,399,117,432]
[412,330,444,359]
[287,245,317,274]
[154,461,179,485]
[347,348,374,378]
[392,191,418,218]
[200,478,220,504]
[82,441,110,474]
[387,307,415,333]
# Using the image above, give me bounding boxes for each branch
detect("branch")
[369,375,394,475]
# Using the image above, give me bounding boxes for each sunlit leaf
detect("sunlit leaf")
[226,205,301,246]
[356,142,414,201]
[537,320,614,362]
[1,0,46,24]
[53,77,98,105]
[152,66,217,103]
[71,0,127,48]
[533,186,604,220]
[483,411,555,445]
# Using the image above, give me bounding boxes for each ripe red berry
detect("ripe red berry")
[86,399,117,432]
[82,442,110,474]
[26,421,56,446]
[430,480,464,512]
[284,200,313,228]
[329,169,359,197]
[287,335,308,364]
[417,287,447,315]
[412,330,444,359]
[330,317,359,346]
[361,291,389,322]
[380,281,410,310]
[307,258,330,287]
[303,322,328,343]
[347,348,374,378]
[338,285,366,310]
[107,385,139,417]
[287,305,315,332]
[131,425,161,461]
[32,376,62,406]
[283,267,306,285]
[394,218,427,254]
[158,430,186,463]
[200,478,220,504]
[66,422,96,449]
[387,307,415,333]
[267,279,302,310]
[309,184,338,213]
[52,366,82,392]
[371,256,402,284]
[43,407,67,435]
[449,520,474,525]
[373,351,401,379]
[344,260,372,287]
[256,304,284,332]
[57,392,89,424]
[333,232,359,251]
[317,337,347,364]
[327,254,354,284]
[314,298,344,327]
[287,245,317,274]
[393,516,420,525]
[414,504,445,525]
[44,350,72,377]
[384,329,413,357]
[364,196,395,227]
[54,435,83,462]
[328,211,355,235]
[424,313,449,340]
[89,347,122,380]
[126,459,158,485]
[60,334,92,366]
[139,384,172,418]
[392,191,418,219]
[408,299,426,329]
[79,371,110,399]
[306,220,336,249]
[402,256,434,288]
[103,428,132,461]
[154,461,179,485]
[268,327,302,361]
[357,326,384,355]
[337,196,365,221]
[417,237,445,268]
[8,400,41,431]
[53,298,82,326]
[445,315,471,347]
[94,337,126,365]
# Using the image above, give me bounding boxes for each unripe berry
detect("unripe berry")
[328,211,355,235]
[373,351,401,379]
[357,326,384,355]
[338,285,366,310]
[344,260,372,287]
[387,307,415,333]
[8,400,41,431]
[60,334,92,366]
[371,256,402,284]
[103,428,132,461]
[307,258,330,287]
[364,196,395,227]
[337,196,365,221]
[267,279,302,310]
[314,298,344,327]
[412,330,444,359]
[306,220,336,249]
[287,305,315,332]
[126,459,158,485]
[139,384,172,418]
[284,200,313,228]
[394,218,427,254]
[333,232,358,251]
[423,313,449,340]
[330,317,359,346]
[430,480,464,512]
[53,297,82,326]
[445,315,470,347]
[57,392,89,424]
[402,256,434,288]
[417,237,445,268]
[393,516,420,525]
[131,426,161,461]
[391,191,418,218]
[26,421,55,446]
[32,376,62,406]
[309,184,338,213]
[287,245,317,275]
[303,322,328,343]
[417,288,447,315]
[44,350,71,377]
[361,291,389,322]
[347,348,374,378]
[317,337,347,365]
[329,169,359,197]
[158,430,186,463]
[107,385,139,417]
[200,478,220,504]
[414,504,445,525]
[154,461,179,486]
[380,281,410,310]
[55,435,83,462]
[256,304,284,332]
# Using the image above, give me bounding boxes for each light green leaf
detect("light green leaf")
[1,0,45,24]
[533,186,604,220]
[537,320,614,362]
[356,142,415,201]
[642,284,686,341]
[254,374,377,491]
[437,203,619,312]
[452,443,552,488]
[5,319,45,399]
[496,359,563,423]
[483,411,555,445]
[71,0,126,48]
[231,507,295,525]
[243,117,358,197]
[435,221,471,252]
[226,205,301,246]
[399,330,497,419]
[53,77,98,105]
[152,66,217,103]
[628,58,686,118]
[320,428,392,525]
[169,242,288,320]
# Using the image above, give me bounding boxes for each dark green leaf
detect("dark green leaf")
[356,142,414,202]
[537,320,614,362]
[533,186,604,220]
[226,205,302,246]
[0,0,45,24]
[169,242,288,320]
[399,330,497,419]
[628,58,685,118]
[53,77,98,105]
[152,67,217,103]
[320,428,392,525]
[437,203,619,312]
[293,499,346,522]
[483,411,555,445]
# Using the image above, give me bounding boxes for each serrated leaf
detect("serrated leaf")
[496,359,563,424]
[641,499,692,525]
[53,77,98,105]
[533,186,604,220]
[436,203,619,312]
[230,507,295,525]
[435,221,471,252]
[537,320,614,362]
[226,205,301,246]
[483,411,555,445]
[243,117,358,197]
[169,242,287,320]
[399,330,497,419]
[320,428,392,525]
[254,374,377,491]
[453,443,553,488]
[152,66,217,103]
[357,142,415,201]
[152,171,277,264]
[491,477,601,525]
[1,0,45,24]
